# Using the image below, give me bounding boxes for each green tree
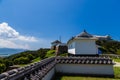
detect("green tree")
[27,54,34,60]
[14,57,30,64]
[4,59,13,69]
[0,63,6,73]
[96,40,120,54]
[37,48,47,59]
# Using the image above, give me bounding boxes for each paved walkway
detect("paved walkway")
[114,62,120,67]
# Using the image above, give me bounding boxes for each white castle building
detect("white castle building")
[94,35,111,40]
[67,30,98,55]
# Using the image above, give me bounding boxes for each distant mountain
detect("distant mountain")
[0,48,26,56]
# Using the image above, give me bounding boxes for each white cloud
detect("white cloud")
[0,22,38,42]
[0,22,19,38]
[0,22,41,49]
[0,39,30,49]
[17,36,37,42]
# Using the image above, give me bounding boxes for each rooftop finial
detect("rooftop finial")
[84,29,86,32]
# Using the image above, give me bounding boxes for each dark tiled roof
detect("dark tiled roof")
[51,40,61,44]
[56,57,113,65]
[76,30,93,38]
[67,30,96,44]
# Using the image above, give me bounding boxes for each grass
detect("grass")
[45,50,55,58]
[55,67,120,80]
[117,49,120,55]
[57,76,120,80]
[59,53,68,57]
[114,67,120,78]
[31,57,41,63]
[113,58,120,62]
[18,64,28,67]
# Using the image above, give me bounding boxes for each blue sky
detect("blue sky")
[0,0,120,50]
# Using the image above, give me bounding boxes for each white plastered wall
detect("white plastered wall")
[55,64,114,76]
[42,68,55,80]
[75,39,98,55]
[68,42,76,54]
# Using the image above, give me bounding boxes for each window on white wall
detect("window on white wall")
[68,44,72,49]
[69,45,71,49]
[68,42,75,49]
[71,44,72,48]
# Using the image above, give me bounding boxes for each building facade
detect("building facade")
[67,30,98,55]
[51,40,61,50]
[56,43,68,54]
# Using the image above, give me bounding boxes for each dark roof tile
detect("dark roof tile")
[56,57,113,65]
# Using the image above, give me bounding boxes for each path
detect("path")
[114,62,120,67]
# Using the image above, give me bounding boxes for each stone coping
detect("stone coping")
[56,57,113,64]
[0,57,55,80]
[0,56,113,80]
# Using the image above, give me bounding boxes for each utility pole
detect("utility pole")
[59,36,61,42]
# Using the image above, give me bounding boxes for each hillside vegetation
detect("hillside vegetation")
[0,48,67,73]
[0,48,55,73]
[96,40,120,55]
